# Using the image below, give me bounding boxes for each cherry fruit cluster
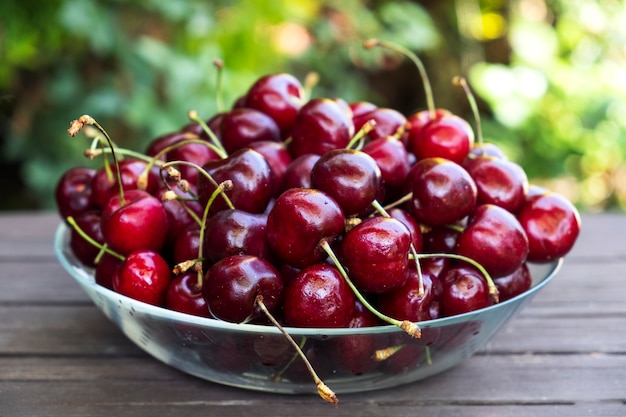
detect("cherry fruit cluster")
[55,41,581,401]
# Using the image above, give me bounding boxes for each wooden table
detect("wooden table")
[1,211,624,416]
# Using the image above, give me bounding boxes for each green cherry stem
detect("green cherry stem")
[65,216,125,262]
[319,239,421,338]
[187,110,228,159]
[213,59,225,113]
[346,119,377,150]
[453,76,483,146]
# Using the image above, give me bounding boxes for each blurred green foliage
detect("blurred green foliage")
[0,0,624,211]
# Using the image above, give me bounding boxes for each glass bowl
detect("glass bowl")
[54,222,562,395]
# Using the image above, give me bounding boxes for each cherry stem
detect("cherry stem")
[373,344,405,361]
[65,216,125,261]
[411,252,500,303]
[381,192,413,212]
[370,200,425,297]
[346,119,377,150]
[303,71,320,101]
[213,59,225,113]
[255,295,338,405]
[364,38,436,119]
[319,239,421,338]
[187,110,228,159]
[160,188,203,227]
[453,76,483,146]
[68,115,126,206]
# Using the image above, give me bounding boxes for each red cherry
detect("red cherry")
[493,263,532,302]
[517,192,581,263]
[100,189,169,256]
[353,107,407,142]
[90,159,160,209]
[113,249,172,306]
[279,153,320,192]
[69,210,104,267]
[218,108,281,154]
[55,167,97,220]
[165,272,209,317]
[362,136,411,189]
[408,114,474,164]
[440,265,493,316]
[247,140,293,197]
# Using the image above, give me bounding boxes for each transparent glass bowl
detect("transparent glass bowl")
[54,222,562,395]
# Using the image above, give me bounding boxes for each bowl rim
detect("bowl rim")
[54,221,563,336]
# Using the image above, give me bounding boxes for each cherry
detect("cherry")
[310,148,382,217]
[172,228,201,265]
[112,249,172,306]
[422,226,459,253]
[405,108,451,141]
[340,216,411,294]
[156,184,203,249]
[288,98,355,158]
[493,263,532,302]
[353,107,407,142]
[377,266,441,322]
[266,188,345,269]
[202,254,284,323]
[283,263,356,328]
[247,140,293,197]
[244,73,305,137]
[408,157,477,226]
[69,210,105,267]
[279,153,320,192]
[362,136,411,190]
[90,159,160,209]
[202,209,274,264]
[94,253,123,290]
[145,131,189,160]
[349,101,377,118]
[516,191,581,263]
[165,272,209,317]
[388,207,423,253]
[197,148,273,215]
[463,155,529,213]
[440,264,493,316]
[466,142,507,160]
[408,114,474,164]
[455,204,529,278]
[100,188,170,256]
[218,108,281,154]
[165,140,220,185]
[55,167,97,220]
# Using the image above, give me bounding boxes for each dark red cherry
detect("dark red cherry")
[69,210,104,267]
[408,157,477,226]
[408,114,474,164]
[266,188,345,268]
[405,108,451,138]
[55,167,97,220]
[279,153,320,192]
[377,266,441,322]
[90,159,160,209]
[456,204,529,278]
[197,148,273,215]
[349,101,377,119]
[172,228,200,265]
[288,98,355,158]
[165,140,220,185]
[422,226,460,253]
[202,209,274,264]
[362,136,411,189]
[165,272,209,317]
[463,155,529,213]
[112,249,172,306]
[517,192,581,263]
[156,185,203,249]
[310,148,382,216]
[244,73,305,137]
[202,254,284,323]
[340,216,411,294]
[219,108,281,154]
[283,263,355,328]
[100,189,169,256]
[440,265,493,317]
[247,140,293,197]
[388,208,423,253]
[94,253,122,290]
[353,107,407,142]
[145,131,188,160]
[493,263,532,302]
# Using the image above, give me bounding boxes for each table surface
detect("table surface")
[1,211,624,417]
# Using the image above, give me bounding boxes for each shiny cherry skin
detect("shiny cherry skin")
[283,263,355,328]
[388,207,423,253]
[288,98,355,158]
[165,140,220,185]
[202,254,284,323]
[266,188,345,268]
[197,148,273,215]
[90,159,160,209]
[172,228,200,265]
[279,153,320,192]
[202,209,274,264]
[353,107,407,142]
[405,108,452,138]
[517,191,581,263]
[408,114,474,164]
[440,265,493,317]
[340,216,411,294]
[310,148,382,216]
[69,210,104,267]
[408,157,477,226]
[218,108,281,154]
[100,189,169,256]
[247,140,293,197]
[464,155,529,213]
[94,253,122,290]
[456,204,529,278]
[244,73,305,137]
[113,249,172,306]
[349,101,377,119]
[165,272,209,317]
[55,167,97,220]
[493,263,532,302]
[362,136,411,190]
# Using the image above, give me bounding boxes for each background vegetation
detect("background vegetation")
[1,0,624,212]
